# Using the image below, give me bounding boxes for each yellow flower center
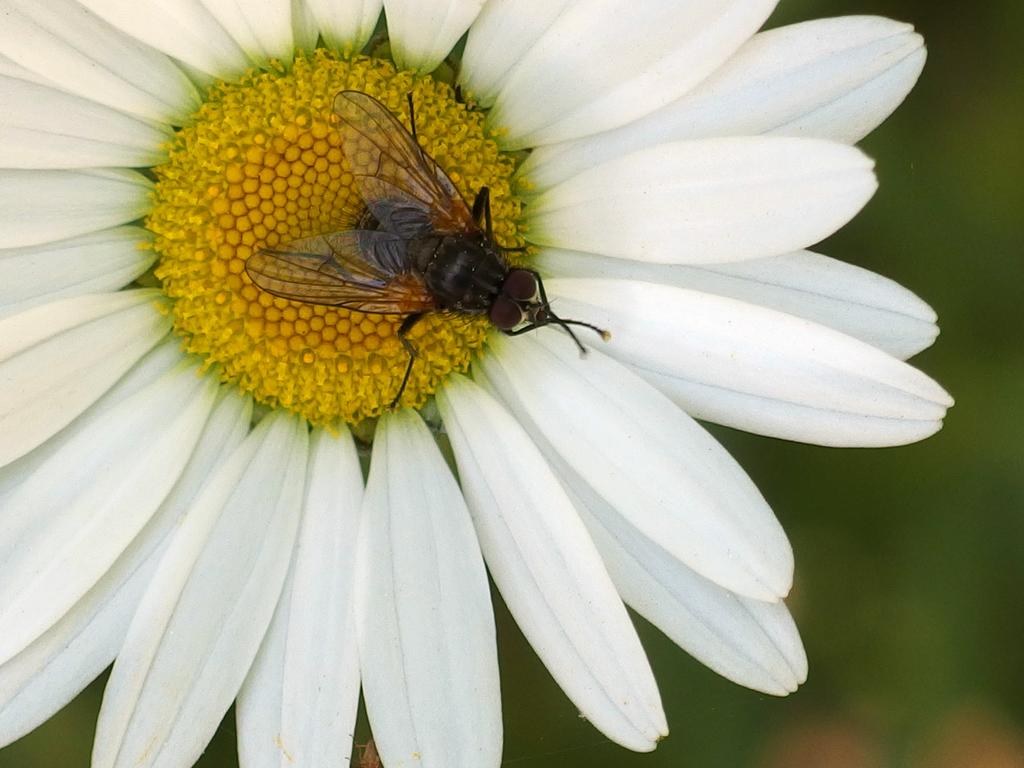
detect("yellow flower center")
[151,52,523,426]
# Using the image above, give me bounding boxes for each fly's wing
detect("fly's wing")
[333,90,479,237]
[312,231,412,276]
[245,231,436,314]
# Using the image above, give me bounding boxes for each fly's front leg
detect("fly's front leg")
[390,312,425,410]
[502,324,539,337]
[471,187,493,240]
[531,269,549,307]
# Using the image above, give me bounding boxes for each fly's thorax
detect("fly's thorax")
[422,235,507,312]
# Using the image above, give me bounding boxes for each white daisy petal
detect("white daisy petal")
[199,0,296,63]
[0,344,186,735]
[537,248,939,360]
[0,574,142,749]
[462,382,807,696]
[470,361,805,691]
[0,355,218,667]
[356,410,501,768]
[0,51,54,87]
[0,227,157,320]
[0,169,152,250]
[384,0,485,73]
[436,375,666,752]
[573,483,807,696]
[237,427,364,768]
[459,0,574,106]
[0,391,251,748]
[0,0,200,123]
[520,17,926,187]
[485,0,778,149]
[477,332,792,601]
[290,0,322,53]
[547,278,953,447]
[756,17,926,144]
[0,76,170,170]
[526,137,876,264]
[0,340,187,515]
[77,0,251,79]
[92,411,308,768]
[306,0,383,53]
[0,291,170,469]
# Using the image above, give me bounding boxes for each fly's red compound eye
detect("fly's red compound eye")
[489,296,525,330]
[502,269,537,302]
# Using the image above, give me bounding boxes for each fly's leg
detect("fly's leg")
[484,189,493,240]
[407,93,424,161]
[406,92,418,143]
[502,323,540,337]
[471,186,486,223]
[531,269,549,306]
[474,188,529,254]
[390,312,425,410]
[471,186,493,239]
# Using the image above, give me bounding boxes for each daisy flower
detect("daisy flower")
[0,1,951,767]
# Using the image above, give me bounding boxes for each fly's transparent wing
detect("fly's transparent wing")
[333,90,478,237]
[245,231,436,313]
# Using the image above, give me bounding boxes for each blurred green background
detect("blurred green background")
[3,0,1022,766]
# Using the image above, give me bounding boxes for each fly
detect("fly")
[246,90,608,408]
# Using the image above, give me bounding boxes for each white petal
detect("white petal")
[757,17,926,143]
[526,137,876,264]
[237,427,364,768]
[467,385,808,694]
[537,248,939,360]
[0,169,152,249]
[436,375,666,752]
[0,51,54,88]
[0,340,186,505]
[356,410,500,768]
[0,290,170,469]
[478,332,791,601]
[77,0,251,78]
[306,0,382,53]
[521,16,926,187]
[0,77,170,170]
[546,278,953,447]
[0,0,200,123]
[0,391,251,747]
[290,0,322,53]
[0,227,157,320]
[384,0,484,73]
[198,0,297,63]
[0,357,218,665]
[0,570,142,748]
[459,0,575,106]
[571,482,807,695]
[486,0,777,149]
[475,344,806,693]
[93,411,308,768]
